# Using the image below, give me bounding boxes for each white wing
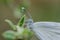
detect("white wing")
[32,22,60,40]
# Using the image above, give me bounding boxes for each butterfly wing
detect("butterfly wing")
[32,22,60,40]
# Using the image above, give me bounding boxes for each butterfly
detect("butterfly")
[26,13,60,40]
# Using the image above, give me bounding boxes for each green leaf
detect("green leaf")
[2,30,16,40]
[5,19,17,30]
[18,15,25,27]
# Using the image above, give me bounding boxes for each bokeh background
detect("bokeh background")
[0,0,60,40]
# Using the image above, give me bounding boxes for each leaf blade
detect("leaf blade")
[18,15,25,27]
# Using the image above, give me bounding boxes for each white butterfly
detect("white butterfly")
[26,19,60,40]
[24,10,60,40]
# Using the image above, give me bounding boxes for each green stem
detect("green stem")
[5,19,17,30]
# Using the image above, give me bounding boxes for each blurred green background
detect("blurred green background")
[30,0,60,22]
[0,0,60,40]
